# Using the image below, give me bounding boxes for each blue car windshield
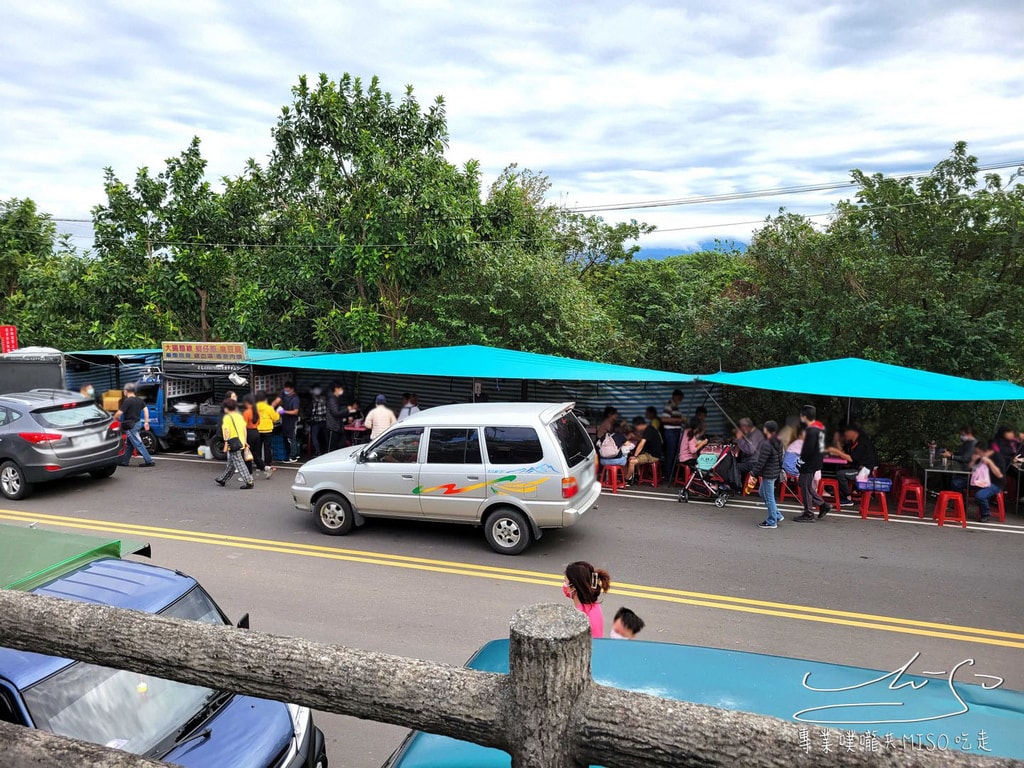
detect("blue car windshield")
[22,586,228,755]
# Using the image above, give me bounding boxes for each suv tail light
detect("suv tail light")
[110,420,121,432]
[18,432,64,444]
[561,477,579,499]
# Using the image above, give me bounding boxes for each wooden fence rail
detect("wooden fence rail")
[0,590,1018,768]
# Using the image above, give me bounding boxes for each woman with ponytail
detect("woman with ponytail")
[562,560,612,638]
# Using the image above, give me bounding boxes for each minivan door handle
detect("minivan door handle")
[402,474,414,479]
[466,475,480,480]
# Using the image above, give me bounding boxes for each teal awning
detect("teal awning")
[255,344,694,383]
[701,358,1024,401]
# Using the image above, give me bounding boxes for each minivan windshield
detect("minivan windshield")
[549,410,593,468]
[22,586,228,755]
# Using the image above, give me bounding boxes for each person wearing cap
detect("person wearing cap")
[364,394,397,439]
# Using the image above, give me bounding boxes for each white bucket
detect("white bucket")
[198,446,213,459]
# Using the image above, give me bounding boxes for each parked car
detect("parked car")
[0,524,327,768]
[382,638,1024,766]
[291,402,600,554]
[0,389,121,500]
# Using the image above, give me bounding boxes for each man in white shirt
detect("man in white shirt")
[364,394,397,439]
[398,393,421,421]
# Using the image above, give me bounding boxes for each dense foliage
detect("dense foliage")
[2,71,1022,456]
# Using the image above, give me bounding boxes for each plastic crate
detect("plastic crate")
[856,477,892,492]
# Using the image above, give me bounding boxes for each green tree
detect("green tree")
[0,198,57,306]
[258,73,482,350]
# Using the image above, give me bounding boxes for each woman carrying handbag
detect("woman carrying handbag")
[216,399,254,490]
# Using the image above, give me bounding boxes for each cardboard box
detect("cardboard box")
[102,390,122,412]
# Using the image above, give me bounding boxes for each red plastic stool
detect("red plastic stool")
[779,473,803,504]
[818,477,841,510]
[599,464,626,494]
[637,462,660,488]
[935,491,967,528]
[895,479,925,518]
[992,492,1006,523]
[673,463,692,487]
[889,468,908,500]
[859,490,889,520]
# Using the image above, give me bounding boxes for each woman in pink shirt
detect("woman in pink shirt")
[678,418,708,466]
[562,560,611,638]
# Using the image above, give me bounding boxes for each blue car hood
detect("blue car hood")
[161,695,292,768]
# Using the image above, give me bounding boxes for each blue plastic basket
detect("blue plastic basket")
[856,477,892,492]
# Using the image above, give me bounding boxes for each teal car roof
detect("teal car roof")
[389,639,1024,766]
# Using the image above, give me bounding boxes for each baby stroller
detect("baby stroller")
[677,444,732,508]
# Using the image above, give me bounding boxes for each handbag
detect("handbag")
[226,417,244,453]
[970,462,991,488]
[242,446,254,462]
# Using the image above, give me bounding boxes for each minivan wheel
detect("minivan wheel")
[0,460,32,500]
[314,493,354,535]
[484,508,531,555]
[89,464,117,479]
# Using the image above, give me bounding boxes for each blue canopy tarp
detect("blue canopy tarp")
[254,344,694,383]
[701,358,1024,401]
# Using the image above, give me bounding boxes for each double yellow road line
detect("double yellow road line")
[2,508,1021,649]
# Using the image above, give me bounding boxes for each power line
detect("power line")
[11,159,1021,250]
[566,160,1024,213]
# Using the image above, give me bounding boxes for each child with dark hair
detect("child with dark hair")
[611,607,645,639]
[562,561,612,638]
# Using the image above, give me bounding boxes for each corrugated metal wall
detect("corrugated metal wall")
[64,353,731,436]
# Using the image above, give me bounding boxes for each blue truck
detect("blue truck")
[0,524,327,767]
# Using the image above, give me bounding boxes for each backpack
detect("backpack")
[598,432,621,459]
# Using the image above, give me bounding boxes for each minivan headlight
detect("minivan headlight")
[294,472,306,485]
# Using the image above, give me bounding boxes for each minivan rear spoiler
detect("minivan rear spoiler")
[539,402,576,424]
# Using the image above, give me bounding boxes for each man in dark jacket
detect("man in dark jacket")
[795,405,830,522]
[829,425,879,504]
[325,382,346,452]
[753,421,784,529]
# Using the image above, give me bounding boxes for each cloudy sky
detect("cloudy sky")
[2,0,1022,252]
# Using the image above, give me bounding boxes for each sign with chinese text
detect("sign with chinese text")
[0,325,18,353]
[161,341,248,363]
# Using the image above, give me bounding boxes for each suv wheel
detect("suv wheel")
[0,460,32,500]
[484,508,531,555]
[89,464,117,480]
[314,493,354,535]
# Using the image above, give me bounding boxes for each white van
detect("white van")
[291,402,599,554]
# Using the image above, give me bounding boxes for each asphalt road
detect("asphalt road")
[2,453,1023,767]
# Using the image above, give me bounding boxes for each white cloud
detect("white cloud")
[1,0,1022,253]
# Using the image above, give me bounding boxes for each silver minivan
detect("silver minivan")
[291,402,600,554]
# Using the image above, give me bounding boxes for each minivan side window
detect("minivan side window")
[427,429,482,464]
[484,427,544,465]
[368,428,423,463]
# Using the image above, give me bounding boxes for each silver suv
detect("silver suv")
[291,402,600,554]
[0,389,121,500]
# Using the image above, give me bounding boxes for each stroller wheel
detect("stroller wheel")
[714,491,729,508]
[677,489,689,503]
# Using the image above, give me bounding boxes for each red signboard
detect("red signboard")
[0,325,18,353]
